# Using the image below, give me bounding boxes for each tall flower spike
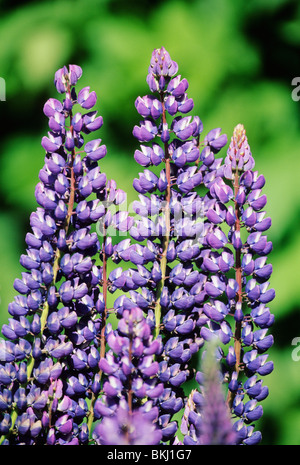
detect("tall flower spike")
[0,65,127,445]
[200,124,274,444]
[117,46,228,441]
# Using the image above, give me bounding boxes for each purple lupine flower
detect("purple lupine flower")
[0,64,128,445]
[92,306,163,444]
[179,390,198,444]
[0,48,275,447]
[105,46,227,441]
[199,124,274,444]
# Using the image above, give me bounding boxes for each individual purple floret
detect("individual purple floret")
[0,64,127,445]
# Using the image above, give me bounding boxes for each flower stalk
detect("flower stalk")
[154,94,172,339]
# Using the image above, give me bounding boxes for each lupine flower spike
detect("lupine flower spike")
[0,65,127,445]
[201,123,274,444]
[121,47,228,441]
[0,49,274,446]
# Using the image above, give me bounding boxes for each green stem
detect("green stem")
[154,93,171,339]
[227,168,243,409]
[154,245,169,339]
[87,226,108,436]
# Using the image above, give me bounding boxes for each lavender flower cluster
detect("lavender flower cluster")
[0,48,274,445]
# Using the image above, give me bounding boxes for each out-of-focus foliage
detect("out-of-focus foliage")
[0,0,299,445]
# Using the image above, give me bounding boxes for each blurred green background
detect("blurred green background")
[0,0,299,445]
